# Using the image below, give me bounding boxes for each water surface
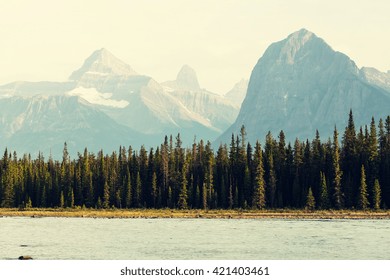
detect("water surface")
[0,217,389,259]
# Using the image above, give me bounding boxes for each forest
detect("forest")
[0,111,389,211]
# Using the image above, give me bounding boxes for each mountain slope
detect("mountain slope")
[217,29,390,145]
[0,95,145,157]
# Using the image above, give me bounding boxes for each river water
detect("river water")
[0,217,389,260]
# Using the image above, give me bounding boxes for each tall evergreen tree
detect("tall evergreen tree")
[332,127,343,209]
[319,172,330,209]
[305,187,316,210]
[252,141,266,209]
[358,165,369,210]
[373,179,381,210]
[178,158,189,209]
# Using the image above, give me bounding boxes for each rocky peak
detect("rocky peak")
[176,65,200,90]
[69,48,138,81]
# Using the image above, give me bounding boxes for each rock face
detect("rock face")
[217,29,390,145]
[175,65,201,90]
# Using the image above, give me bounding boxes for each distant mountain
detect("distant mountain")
[69,48,138,83]
[0,95,144,156]
[162,65,240,138]
[217,29,390,145]
[163,65,201,90]
[224,79,248,106]
[0,49,241,157]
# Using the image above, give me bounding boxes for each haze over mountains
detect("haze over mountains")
[217,29,390,145]
[0,48,245,156]
[0,28,389,157]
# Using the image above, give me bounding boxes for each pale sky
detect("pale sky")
[0,0,389,93]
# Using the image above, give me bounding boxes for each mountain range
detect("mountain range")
[1,28,389,157]
[0,49,246,156]
[217,29,390,145]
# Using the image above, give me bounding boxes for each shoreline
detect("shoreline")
[1,208,390,219]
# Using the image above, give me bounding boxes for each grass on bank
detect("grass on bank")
[1,207,390,219]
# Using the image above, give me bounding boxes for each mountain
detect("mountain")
[361,67,390,93]
[163,65,201,90]
[224,79,249,106]
[162,65,240,138]
[217,28,390,145]
[0,49,242,157]
[0,95,145,157]
[69,48,138,83]
[68,52,238,141]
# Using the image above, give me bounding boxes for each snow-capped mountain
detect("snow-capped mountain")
[0,49,242,156]
[217,29,390,145]
[67,50,238,140]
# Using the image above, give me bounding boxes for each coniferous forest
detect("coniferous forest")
[0,111,389,210]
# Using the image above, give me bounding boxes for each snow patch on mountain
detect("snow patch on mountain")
[67,86,129,108]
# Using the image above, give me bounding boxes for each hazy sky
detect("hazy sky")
[0,0,389,93]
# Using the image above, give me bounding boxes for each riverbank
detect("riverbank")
[1,208,390,219]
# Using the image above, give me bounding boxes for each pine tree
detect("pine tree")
[319,172,330,209]
[103,181,110,209]
[1,149,15,208]
[267,151,276,208]
[332,127,343,209]
[69,188,74,208]
[60,191,65,208]
[202,183,207,210]
[358,165,369,210]
[373,179,381,210]
[228,184,233,209]
[178,159,189,209]
[125,169,132,208]
[135,171,142,208]
[342,110,357,208]
[305,187,316,210]
[252,141,266,209]
[151,172,157,208]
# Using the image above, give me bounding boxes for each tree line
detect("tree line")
[0,111,389,210]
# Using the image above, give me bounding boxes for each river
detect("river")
[0,217,389,259]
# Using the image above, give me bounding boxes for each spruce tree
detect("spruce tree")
[103,181,110,209]
[358,165,369,210]
[178,159,189,209]
[60,191,65,208]
[332,127,343,209]
[135,171,142,208]
[305,187,316,210]
[252,141,266,209]
[125,169,132,208]
[373,179,381,210]
[319,172,330,209]
[151,172,157,208]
